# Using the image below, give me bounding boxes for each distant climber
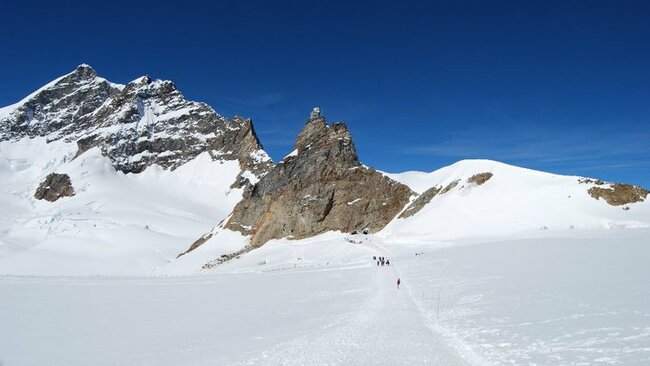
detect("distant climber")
[397,277,401,289]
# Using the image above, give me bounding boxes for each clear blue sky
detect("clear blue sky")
[1,1,648,186]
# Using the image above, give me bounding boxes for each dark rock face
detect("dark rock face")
[202,247,250,270]
[578,178,648,206]
[1,65,272,186]
[578,178,605,185]
[440,180,460,194]
[35,173,75,202]
[177,231,215,258]
[399,186,441,219]
[400,173,494,219]
[588,184,648,206]
[467,172,493,185]
[2,65,120,140]
[222,117,414,247]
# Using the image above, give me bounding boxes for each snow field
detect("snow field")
[0,263,375,366]
[0,138,243,275]
[383,159,650,242]
[1,137,649,365]
[384,229,650,365]
[3,229,649,365]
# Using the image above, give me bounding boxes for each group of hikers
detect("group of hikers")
[372,256,390,266]
[370,256,401,289]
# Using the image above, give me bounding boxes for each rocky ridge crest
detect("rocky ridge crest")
[1,65,272,186]
[220,115,414,247]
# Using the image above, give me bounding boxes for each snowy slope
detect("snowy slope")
[2,66,648,365]
[382,229,650,365]
[383,169,438,194]
[2,229,648,365]
[1,66,648,278]
[2,140,647,276]
[166,160,648,275]
[382,159,650,242]
[0,64,276,276]
[0,137,244,275]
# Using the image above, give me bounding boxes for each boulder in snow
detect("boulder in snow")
[34,173,75,202]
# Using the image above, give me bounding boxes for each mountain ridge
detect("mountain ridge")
[0,65,648,274]
[221,114,414,246]
[0,64,272,187]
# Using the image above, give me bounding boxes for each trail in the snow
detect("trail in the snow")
[233,246,470,366]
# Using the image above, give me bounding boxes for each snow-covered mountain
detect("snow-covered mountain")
[0,65,273,275]
[0,65,648,275]
[169,157,649,274]
[383,159,650,241]
[0,64,272,183]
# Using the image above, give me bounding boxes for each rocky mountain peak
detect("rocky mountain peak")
[129,75,152,85]
[295,115,327,147]
[71,63,98,79]
[292,116,359,169]
[211,110,413,248]
[1,66,120,140]
[1,65,273,186]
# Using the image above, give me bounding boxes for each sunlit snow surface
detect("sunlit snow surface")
[383,159,649,242]
[2,138,650,365]
[0,137,243,275]
[2,230,649,365]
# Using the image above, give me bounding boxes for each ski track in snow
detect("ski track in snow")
[232,257,470,365]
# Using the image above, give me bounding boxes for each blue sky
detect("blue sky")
[1,1,648,186]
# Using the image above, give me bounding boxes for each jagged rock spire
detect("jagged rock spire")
[221,112,413,247]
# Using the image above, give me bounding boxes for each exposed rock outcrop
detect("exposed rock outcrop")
[588,184,648,206]
[467,172,493,185]
[1,64,273,186]
[202,247,250,270]
[578,178,648,206]
[34,173,75,202]
[399,186,441,219]
[399,173,494,219]
[220,116,414,247]
[3,65,122,140]
[578,178,605,185]
[440,179,460,194]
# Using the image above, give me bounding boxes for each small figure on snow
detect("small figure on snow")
[397,277,401,289]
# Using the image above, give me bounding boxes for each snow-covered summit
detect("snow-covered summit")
[381,158,650,242]
[0,65,282,275]
[1,66,648,276]
[384,159,554,194]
